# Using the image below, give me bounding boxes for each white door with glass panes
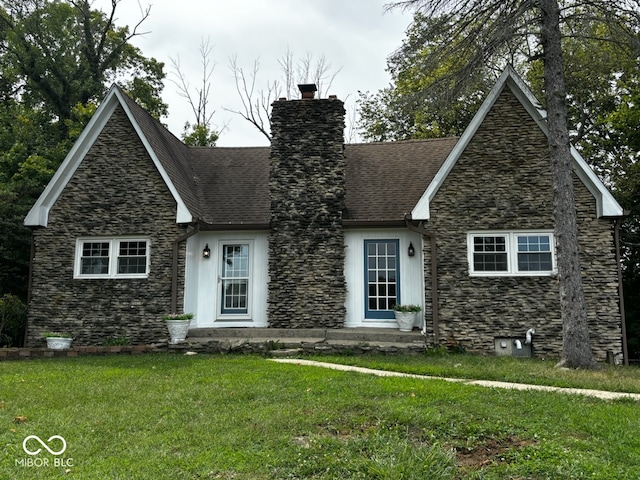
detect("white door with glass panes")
[218,242,251,319]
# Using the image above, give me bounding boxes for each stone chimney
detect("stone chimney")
[267,84,346,328]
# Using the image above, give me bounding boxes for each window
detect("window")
[472,236,508,272]
[517,235,553,272]
[75,238,150,278]
[219,243,251,315]
[364,240,400,319]
[468,231,555,276]
[118,241,148,274]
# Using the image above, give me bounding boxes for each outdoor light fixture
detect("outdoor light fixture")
[203,244,211,259]
[407,242,415,257]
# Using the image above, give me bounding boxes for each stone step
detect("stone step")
[324,329,422,344]
[188,328,327,339]
[169,337,425,355]
[186,336,326,346]
[175,327,426,355]
[187,327,424,344]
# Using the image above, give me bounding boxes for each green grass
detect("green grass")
[0,353,638,479]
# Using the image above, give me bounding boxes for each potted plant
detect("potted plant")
[393,305,421,332]
[44,332,73,350]
[163,313,194,344]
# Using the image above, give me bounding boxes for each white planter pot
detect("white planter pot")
[395,312,416,332]
[46,337,72,350]
[166,319,191,344]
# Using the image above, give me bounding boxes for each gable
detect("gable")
[429,88,555,228]
[411,66,623,220]
[24,85,194,227]
[49,105,179,228]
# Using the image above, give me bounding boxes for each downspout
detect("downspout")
[171,223,200,314]
[404,216,440,345]
[614,216,628,366]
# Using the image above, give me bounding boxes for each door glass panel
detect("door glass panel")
[221,244,249,314]
[364,240,400,319]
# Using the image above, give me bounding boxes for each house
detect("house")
[24,67,626,361]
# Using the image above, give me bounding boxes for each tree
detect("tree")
[0,0,167,128]
[0,0,166,345]
[170,37,220,147]
[0,293,27,347]
[228,49,342,141]
[389,0,640,368]
[606,70,640,359]
[357,13,500,142]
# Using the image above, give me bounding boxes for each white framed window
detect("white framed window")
[74,238,150,279]
[467,231,555,276]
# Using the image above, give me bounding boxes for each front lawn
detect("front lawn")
[311,351,640,394]
[1,353,639,479]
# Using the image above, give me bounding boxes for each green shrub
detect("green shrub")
[103,334,131,346]
[0,293,26,347]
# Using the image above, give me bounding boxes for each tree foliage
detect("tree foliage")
[0,0,166,339]
[0,293,27,347]
[0,0,167,126]
[358,13,498,141]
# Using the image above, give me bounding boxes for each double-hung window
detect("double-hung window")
[75,238,150,278]
[468,231,555,276]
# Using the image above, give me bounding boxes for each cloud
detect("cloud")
[94,0,411,145]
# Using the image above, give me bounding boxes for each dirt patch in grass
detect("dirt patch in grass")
[455,435,536,469]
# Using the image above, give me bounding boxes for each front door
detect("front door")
[218,243,251,318]
[364,239,400,320]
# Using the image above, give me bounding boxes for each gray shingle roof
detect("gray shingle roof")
[189,146,270,227]
[180,138,456,227]
[344,138,458,223]
[120,88,458,227]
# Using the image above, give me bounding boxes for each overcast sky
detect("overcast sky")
[92,0,413,146]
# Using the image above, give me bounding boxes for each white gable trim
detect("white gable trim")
[24,85,193,227]
[411,66,623,220]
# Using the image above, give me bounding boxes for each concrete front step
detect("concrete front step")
[188,327,423,343]
[174,327,426,355]
[188,327,327,339]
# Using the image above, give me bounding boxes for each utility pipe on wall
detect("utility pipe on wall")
[525,328,535,345]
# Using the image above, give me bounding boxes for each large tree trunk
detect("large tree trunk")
[540,0,597,368]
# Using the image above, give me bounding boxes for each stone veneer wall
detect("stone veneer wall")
[26,106,188,346]
[424,87,622,361]
[268,96,346,328]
